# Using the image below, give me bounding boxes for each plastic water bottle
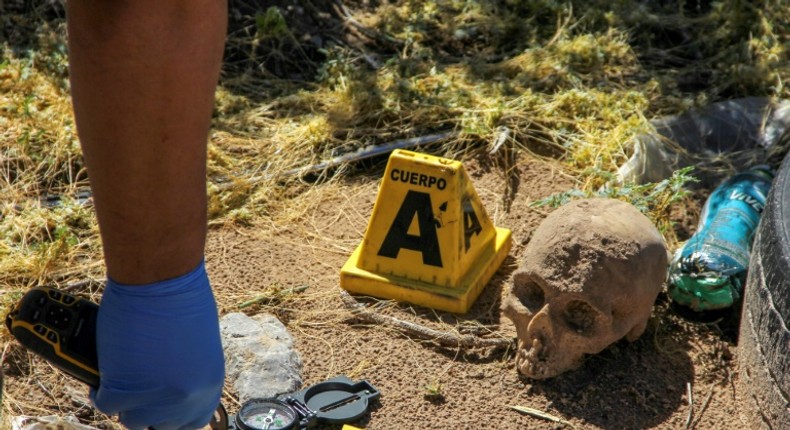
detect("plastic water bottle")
[668,166,774,312]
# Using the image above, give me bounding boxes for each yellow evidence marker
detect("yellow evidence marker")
[340,149,512,313]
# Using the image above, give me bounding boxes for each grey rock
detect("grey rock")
[220,312,302,403]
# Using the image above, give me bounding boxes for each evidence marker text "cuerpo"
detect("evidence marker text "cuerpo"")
[390,169,447,190]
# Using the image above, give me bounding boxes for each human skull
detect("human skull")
[503,198,667,379]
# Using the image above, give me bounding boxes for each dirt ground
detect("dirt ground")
[197,150,747,430]
[1,150,751,430]
[1,150,750,429]
[0,0,783,427]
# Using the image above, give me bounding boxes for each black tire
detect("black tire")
[738,154,790,429]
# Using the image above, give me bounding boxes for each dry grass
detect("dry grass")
[2,0,790,427]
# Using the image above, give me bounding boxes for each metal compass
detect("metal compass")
[213,376,379,430]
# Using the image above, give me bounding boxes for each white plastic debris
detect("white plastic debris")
[12,415,98,430]
[618,97,790,186]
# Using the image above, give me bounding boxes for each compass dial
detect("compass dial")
[236,399,298,430]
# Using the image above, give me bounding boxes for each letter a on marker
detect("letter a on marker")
[378,190,442,267]
[462,196,483,253]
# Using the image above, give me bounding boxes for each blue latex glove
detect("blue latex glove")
[91,260,225,430]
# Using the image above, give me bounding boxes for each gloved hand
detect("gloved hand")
[91,260,225,430]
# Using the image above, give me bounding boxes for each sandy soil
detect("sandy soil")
[200,150,748,430]
[0,150,749,429]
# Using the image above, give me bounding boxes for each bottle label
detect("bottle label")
[729,189,765,213]
[668,168,773,311]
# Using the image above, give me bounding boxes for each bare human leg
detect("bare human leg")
[67,0,227,284]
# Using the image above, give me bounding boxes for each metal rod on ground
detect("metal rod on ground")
[216,132,456,191]
[40,132,457,198]
[280,132,457,179]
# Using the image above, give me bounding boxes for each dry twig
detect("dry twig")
[61,278,103,292]
[690,386,716,430]
[685,382,694,429]
[238,285,310,308]
[340,291,513,349]
[509,405,576,428]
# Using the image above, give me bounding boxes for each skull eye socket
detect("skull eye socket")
[513,275,545,311]
[563,300,599,335]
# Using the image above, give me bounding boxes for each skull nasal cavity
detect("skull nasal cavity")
[563,300,598,335]
[514,276,545,311]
